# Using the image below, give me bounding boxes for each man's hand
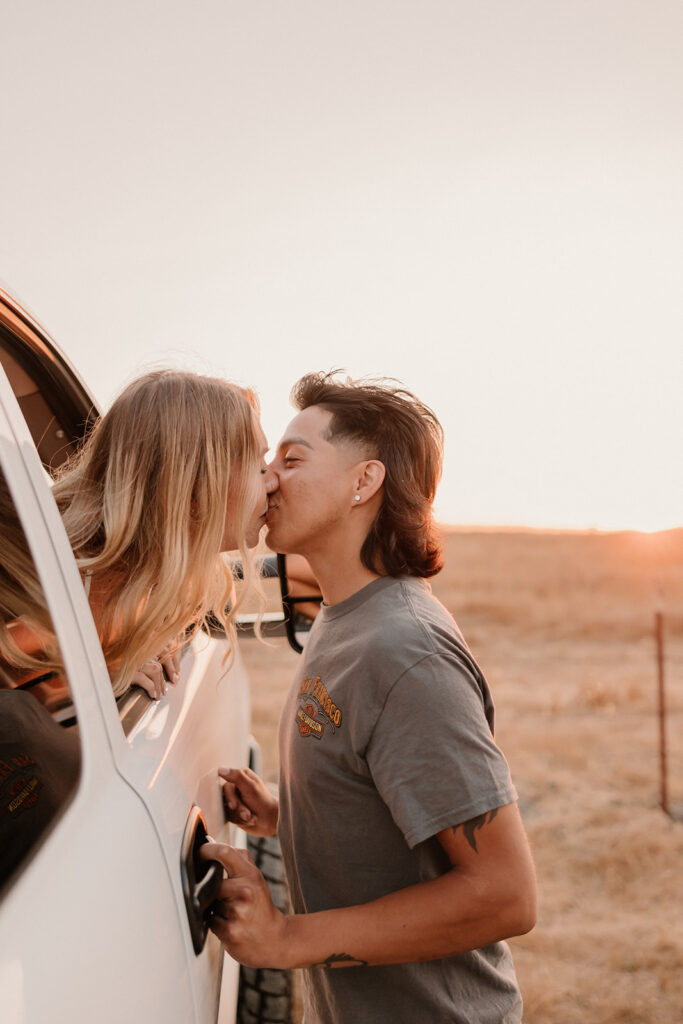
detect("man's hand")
[201,802,535,974]
[219,767,279,836]
[201,842,289,967]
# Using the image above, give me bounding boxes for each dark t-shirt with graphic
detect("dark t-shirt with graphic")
[0,690,80,886]
[278,575,521,1024]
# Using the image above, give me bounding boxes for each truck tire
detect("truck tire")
[237,833,293,1024]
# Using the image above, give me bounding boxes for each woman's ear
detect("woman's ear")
[354,460,385,504]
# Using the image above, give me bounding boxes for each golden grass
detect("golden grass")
[240,528,683,1024]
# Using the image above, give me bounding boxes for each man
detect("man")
[203,372,537,1023]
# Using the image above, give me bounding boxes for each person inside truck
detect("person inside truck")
[2,369,275,702]
[50,369,276,699]
[205,371,537,1024]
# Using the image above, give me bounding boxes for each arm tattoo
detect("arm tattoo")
[452,807,499,853]
[312,952,368,969]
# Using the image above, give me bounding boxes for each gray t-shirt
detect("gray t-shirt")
[277,575,522,1024]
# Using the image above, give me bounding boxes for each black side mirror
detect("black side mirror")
[231,554,323,654]
[275,554,322,655]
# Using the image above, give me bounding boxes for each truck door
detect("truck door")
[0,366,196,1024]
[0,288,249,1022]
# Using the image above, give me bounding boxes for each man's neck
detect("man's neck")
[305,552,382,607]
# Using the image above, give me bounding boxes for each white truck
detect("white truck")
[0,286,298,1024]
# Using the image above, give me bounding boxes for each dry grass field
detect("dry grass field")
[240,528,683,1024]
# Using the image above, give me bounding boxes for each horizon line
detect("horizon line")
[437,522,682,537]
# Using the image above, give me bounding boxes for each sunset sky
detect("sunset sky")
[2,1,681,531]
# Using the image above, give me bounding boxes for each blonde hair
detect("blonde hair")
[52,370,262,696]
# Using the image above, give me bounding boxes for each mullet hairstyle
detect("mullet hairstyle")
[52,370,262,697]
[292,371,445,578]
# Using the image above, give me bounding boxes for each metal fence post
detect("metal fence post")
[655,607,670,817]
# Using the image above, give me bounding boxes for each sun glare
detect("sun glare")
[601,515,680,535]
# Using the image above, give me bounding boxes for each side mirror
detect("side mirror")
[232,555,322,655]
[275,554,322,654]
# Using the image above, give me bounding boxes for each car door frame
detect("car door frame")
[0,287,256,1022]
[0,365,202,1024]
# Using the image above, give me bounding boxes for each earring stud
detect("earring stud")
[354,495,361,502]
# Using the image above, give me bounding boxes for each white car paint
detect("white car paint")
[0,312,254,1023]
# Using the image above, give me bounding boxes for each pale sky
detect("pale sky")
[2,1,681,530]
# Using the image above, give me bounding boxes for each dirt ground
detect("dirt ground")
[239,528,683,1024]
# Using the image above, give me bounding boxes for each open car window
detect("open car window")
[0,302,221,736]
[0,296,161,733]
[0,465,81,896]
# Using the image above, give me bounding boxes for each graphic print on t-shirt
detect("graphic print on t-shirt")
[295,675,342,740]
[1,751,41,817]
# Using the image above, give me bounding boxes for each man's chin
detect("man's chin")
[264,525,279,552]
[264,524,296,555]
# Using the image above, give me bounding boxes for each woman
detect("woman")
[51,369,272,699]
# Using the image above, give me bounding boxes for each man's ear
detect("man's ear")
[354,460,385,504]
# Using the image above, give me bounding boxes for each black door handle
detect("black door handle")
[180,805,224,954]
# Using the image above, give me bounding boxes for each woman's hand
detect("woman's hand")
[131,657,167,700]
[158,643,181,685]
[219,767,279,836]
[131,643,181,700]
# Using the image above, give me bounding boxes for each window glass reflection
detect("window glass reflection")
[0,468,80,891]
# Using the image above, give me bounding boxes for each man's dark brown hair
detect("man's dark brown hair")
[291,371,444,578]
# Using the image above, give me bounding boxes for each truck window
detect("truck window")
[0,467,81,894]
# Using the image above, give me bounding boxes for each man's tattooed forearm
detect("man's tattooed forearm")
[452,808,499,852]
[312,952,368,969]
